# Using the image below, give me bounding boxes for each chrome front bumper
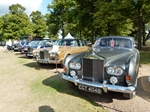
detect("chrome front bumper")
[34,58,62,64]
[26,52,33,57]
[62,74,136,94]
[14,48,19,50]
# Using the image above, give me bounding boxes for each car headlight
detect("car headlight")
[50,52,57,57]
[69,62,81,70]
[34,52,38,56]
[115,68,123,76]
[106,66,124,76]
[33,52,36,56]
[106,67,114,74]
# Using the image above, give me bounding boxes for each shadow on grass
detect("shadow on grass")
[42,74,130,108]
[18,55,33,59]
[14,52,23,55]
[137,76,150,102]
[23,61,62,70]
[38,105,54,112]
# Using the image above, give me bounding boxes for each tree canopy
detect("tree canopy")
[1,1,150,49]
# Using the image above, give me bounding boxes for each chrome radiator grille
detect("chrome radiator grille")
[40,50,49,59]
[28,47,33,52]
[14,45,17,48]
[82,58,104,82]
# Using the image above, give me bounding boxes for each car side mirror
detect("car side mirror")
[134,44,137,48]
[87,42,92,47]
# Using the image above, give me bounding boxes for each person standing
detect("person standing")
[7,39,12,50]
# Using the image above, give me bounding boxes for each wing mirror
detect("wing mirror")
[87,42,92,47]
[134,44,137,48]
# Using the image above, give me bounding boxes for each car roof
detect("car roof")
[59,39,85,41]
[97,36,134,40]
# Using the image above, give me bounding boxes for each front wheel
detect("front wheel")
[123,79,137,99]
[123,91,136,99]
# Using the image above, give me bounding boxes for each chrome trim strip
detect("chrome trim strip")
[62,74,136,94]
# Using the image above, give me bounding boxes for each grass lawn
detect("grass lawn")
[140,51,150,66]
[0,47,107,112]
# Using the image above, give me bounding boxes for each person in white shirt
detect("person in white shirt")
[7,39,12,50]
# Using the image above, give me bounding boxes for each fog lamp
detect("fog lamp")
[70,70,76,77]
[110,76,118,85]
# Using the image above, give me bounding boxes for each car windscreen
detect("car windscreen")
[39,40,52,46]
[94,38,132,49]
[28,40,41,46]
[55,40,80,46]
[38,40,46,45]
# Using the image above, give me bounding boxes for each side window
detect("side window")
[100,40,107,46]
[46,42,50,45]
[80,40,86,46]
[70,40,77,46]
[94,39,100,47]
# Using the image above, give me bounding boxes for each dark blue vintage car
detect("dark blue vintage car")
[62,36,140,99]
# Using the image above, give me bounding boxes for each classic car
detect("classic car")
[24,39,52,57]
[19,40,30,54]
[62,36,140,99]
[13,40,29,52]
[32,39,90,65]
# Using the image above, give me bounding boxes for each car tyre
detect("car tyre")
[123,79,137,99]
[123,91,136,99]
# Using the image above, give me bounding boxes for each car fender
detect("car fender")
[63,52,86,70]
[127,56,139,86]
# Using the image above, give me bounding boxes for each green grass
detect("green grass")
[30,74,107,112]
[140,51,150,66]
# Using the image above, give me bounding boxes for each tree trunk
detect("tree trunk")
[107,21,111,36]
[143,21,145,46]
[80,30,81,39]
[137,7,142,50]
[91,26,95,44]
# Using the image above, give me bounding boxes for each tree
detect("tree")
[47,0,67,38]
[1,4,33,40]
[9,3,26,15]
[0,17,4,41]
[30,11,48,37]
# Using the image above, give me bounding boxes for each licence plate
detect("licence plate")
[78,84,102,94]
[27,54,32,56]
[39,60,48,63]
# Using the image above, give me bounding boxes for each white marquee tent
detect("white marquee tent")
[64,33,74,39]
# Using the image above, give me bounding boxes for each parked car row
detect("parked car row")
[10,36,140,99]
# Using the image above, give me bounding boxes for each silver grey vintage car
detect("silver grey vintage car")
[62,36,140,99]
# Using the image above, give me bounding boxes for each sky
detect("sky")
[0,0,52,16]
